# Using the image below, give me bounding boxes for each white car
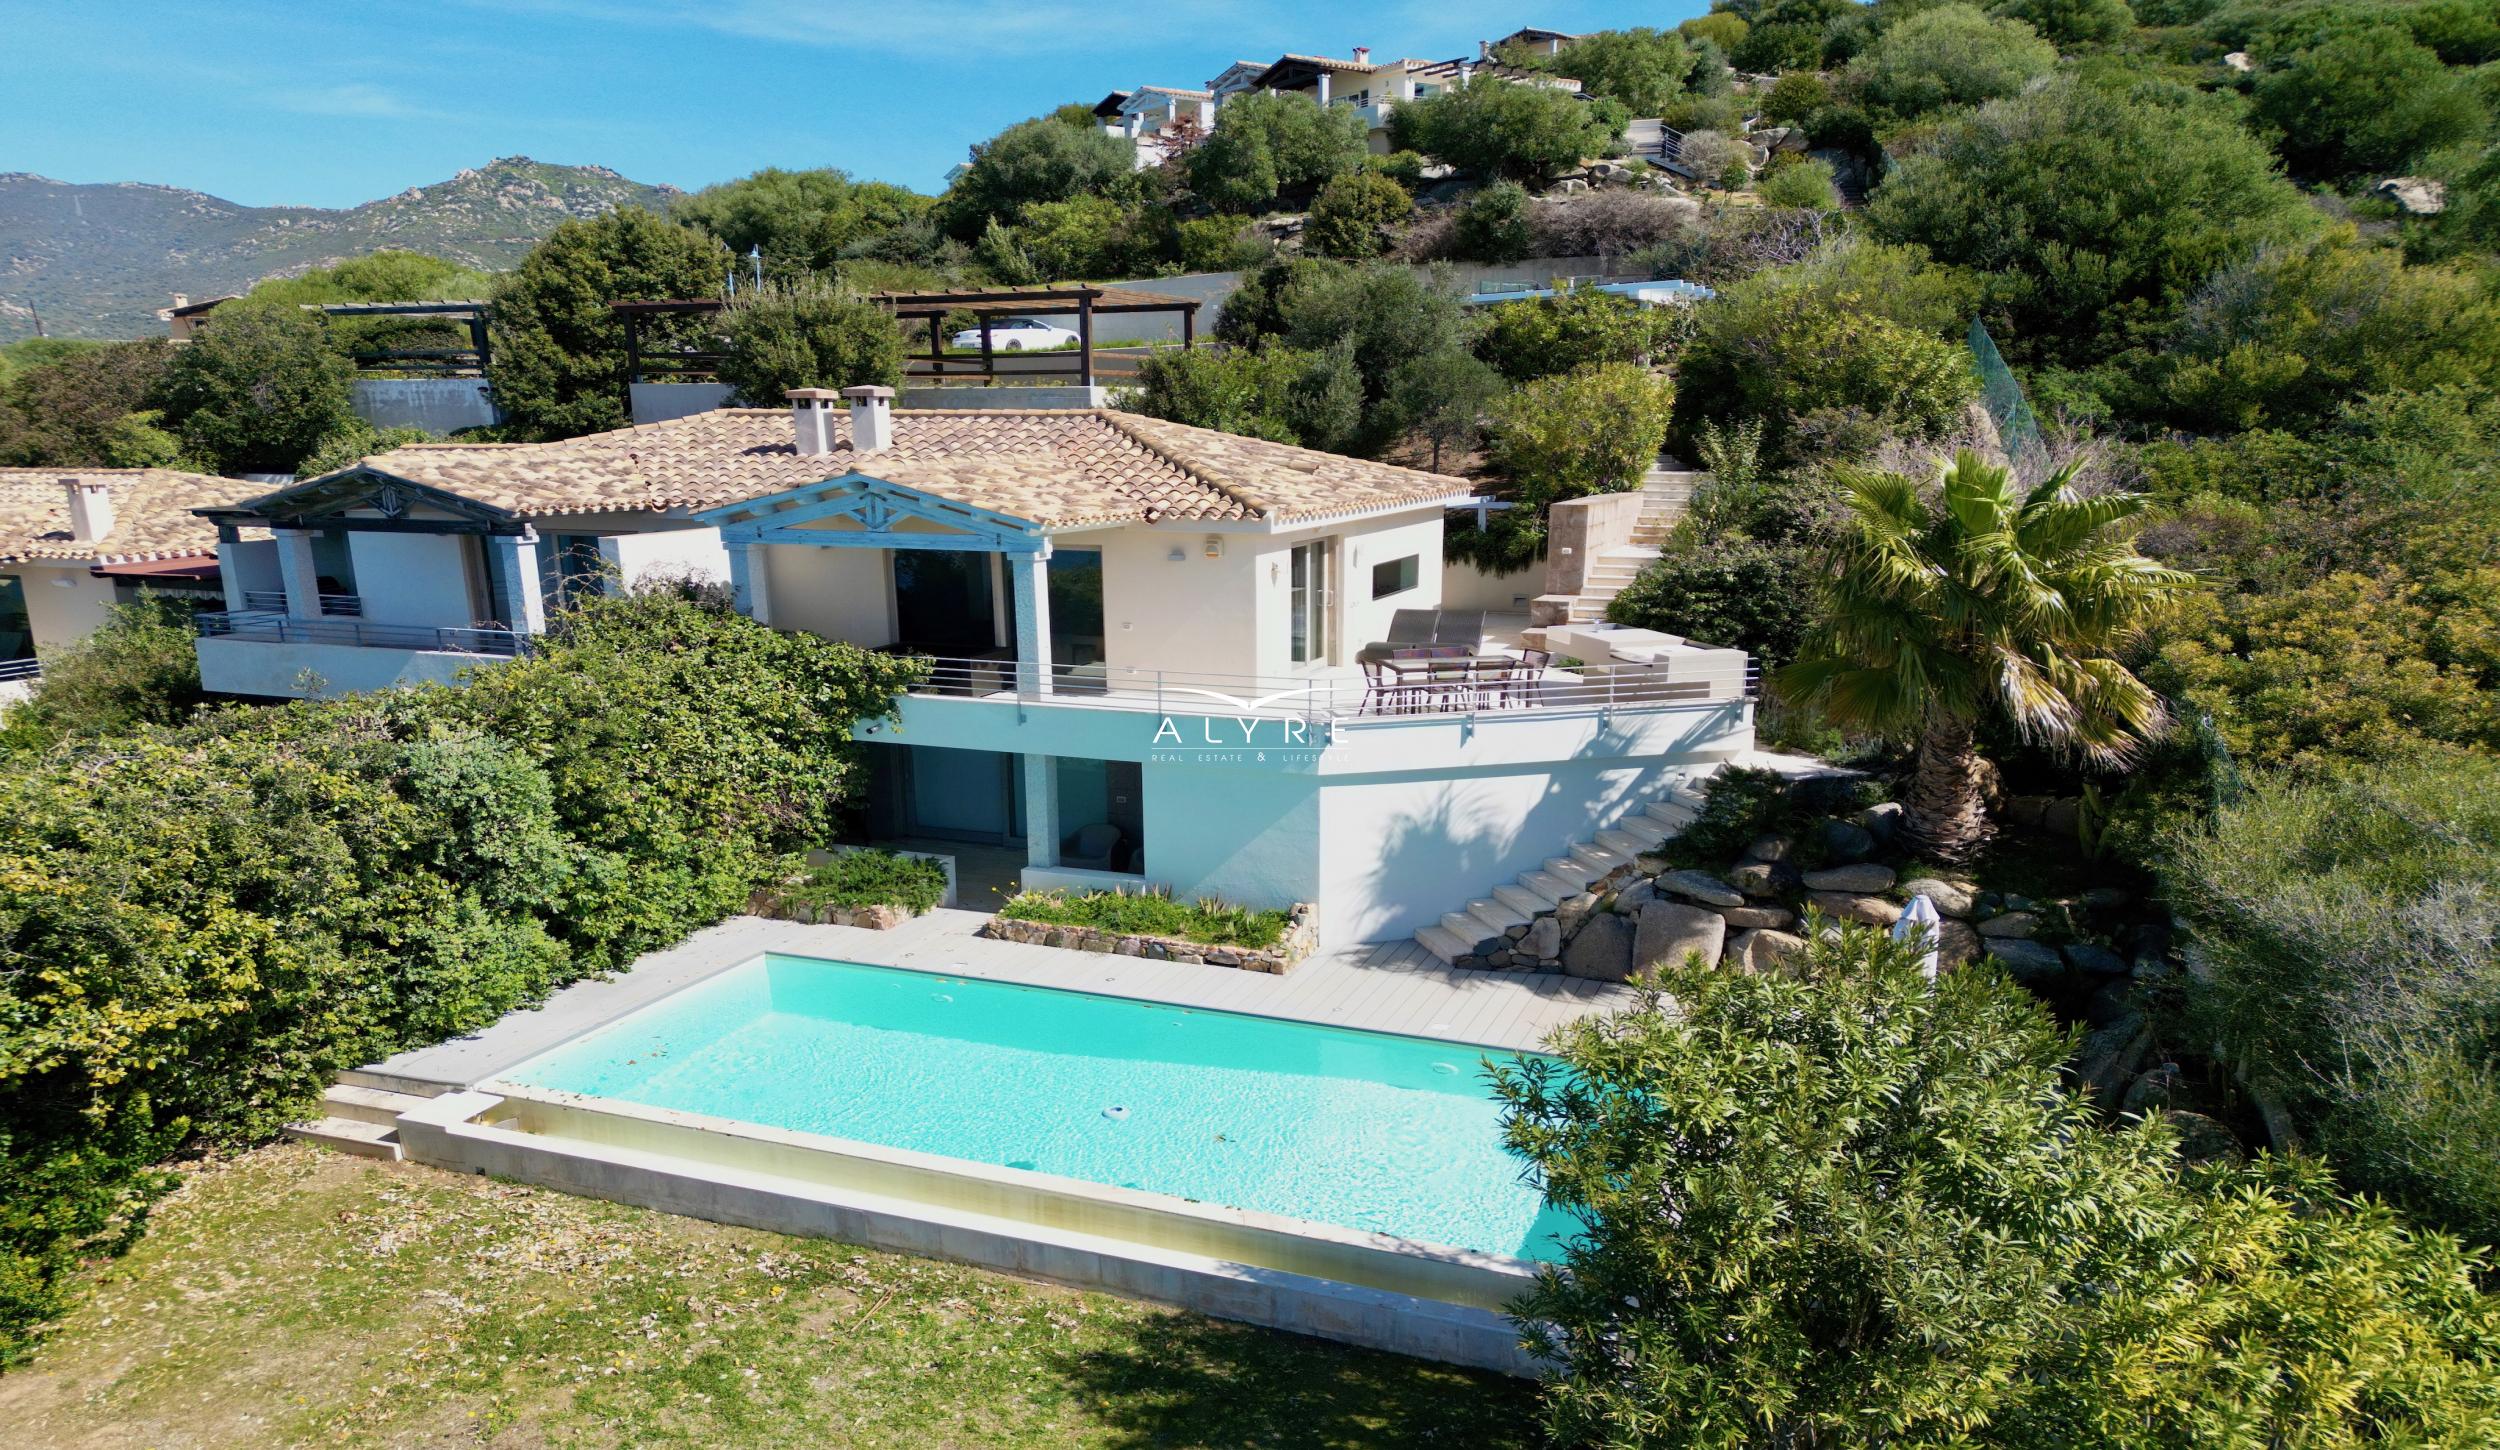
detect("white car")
[950,316,1080,351]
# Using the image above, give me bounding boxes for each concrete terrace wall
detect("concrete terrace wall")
[630,382,737,425]
[350,379,500,433]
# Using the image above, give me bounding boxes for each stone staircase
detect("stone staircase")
[1555,463,1703,626]
[1415,767,1716,967]
[282,1074,447,1162]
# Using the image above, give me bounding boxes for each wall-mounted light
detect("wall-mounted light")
[1203,536,1223,558]
[1167,544,1186,562]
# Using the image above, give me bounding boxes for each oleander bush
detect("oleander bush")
[0,589,920,1362]
[998,888,1291,949]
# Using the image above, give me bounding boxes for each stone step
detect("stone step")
[1495,881,1558,916]
[1414,923,1473,964]
[1645,799,1699,830]
[1610,815,1670,847]
[1466,898,1532,935]
[1542,857,1600,890]
[1521,869,1582,903]
[1595,828,1659,859]
[1569,840,1632,874]
[1438,913,1505,952]
[335,1068,454,1099]
[1661,777,1712,810]
[321,1083,432,1128]
[283,1115,403,1162]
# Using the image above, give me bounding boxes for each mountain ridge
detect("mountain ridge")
[0,156,682,342]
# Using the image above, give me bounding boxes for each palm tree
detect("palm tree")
[1778,450,2193,861]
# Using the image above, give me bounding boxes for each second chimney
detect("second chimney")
[1352,45,1371,65]
[788,388,842,456]
[63,477,115,544]
[844,385,895,455]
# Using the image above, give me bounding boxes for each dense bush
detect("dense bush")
[2252,23,2487,179]
[1487,362,1675,502]
[1509,27,1698,115]
[1847,3,2060,120]
[2166,756,2500,1243]
[1386,77,1629,186]
[1181,91,1370,214]
[0,591,920,1362]
[0,339,174,468]
[937,113,1136,238]
[153,305,355,474]
[1117,343,1362,453]
[672,166,938,281]
[998,889,1290,948]
[1452,181,1533,262]
[781,849,949,916]
[1474,289,1690,383]
[714,283,907,406]
[1671,280,1977,462]
[1302,172,1413,260]
[1871,74,2316,366]
[487,210,729,440]
[1498,929,2500,1445]
[1755,156,1841,209]
[0,597,204,752]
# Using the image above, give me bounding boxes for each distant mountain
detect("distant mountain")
[0,157,682,342]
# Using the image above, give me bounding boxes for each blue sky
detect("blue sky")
[2,1,1711,208]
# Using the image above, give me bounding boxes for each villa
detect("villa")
[193,388,1755,949]
[1,467,265,695]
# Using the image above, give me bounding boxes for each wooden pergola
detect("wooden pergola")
[610,285,1202,391]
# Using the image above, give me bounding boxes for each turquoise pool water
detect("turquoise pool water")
[500,955,1573,1261]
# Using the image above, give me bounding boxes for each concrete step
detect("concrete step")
[1569,841,1632,874]
[1495,881,1558,916]
[1415,923,1473,964]
[1661,777,1713,810]
[321,1083,433,1128]
[1610,815,1670,847]
[1466,898,1532,936]
[1645,799,1699,830]
[283,1115,402,1162]
[335,1068,454,1099]
[1438,913,1504,952]
[1521,869,1582,903]
[1542,857,1599,890]
[1595,828,1658,859]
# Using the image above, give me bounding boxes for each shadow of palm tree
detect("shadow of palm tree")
[1041,1310,1542,1448]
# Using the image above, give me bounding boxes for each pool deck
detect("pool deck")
[362,909,1634,1092]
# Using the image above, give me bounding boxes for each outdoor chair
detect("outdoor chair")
[1496,648,1551,707]
[1385,609,1438,646]
[1429,610,1487,648]
[1359,656,1418,715]
[1060,822,1124,871]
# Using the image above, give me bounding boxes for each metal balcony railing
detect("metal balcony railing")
[194,610,529,658]
[238,591,362,616]
[897,652,1759,724]
[0,657,40,684]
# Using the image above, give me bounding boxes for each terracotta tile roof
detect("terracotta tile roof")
[0,467,266,565]
[255,408,1470,531]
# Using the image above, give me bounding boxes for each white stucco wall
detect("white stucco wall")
[1441,558,1540,614]
[225,539,285,599]
[602,526,731,590]
[1242,510,1448,680]
[11,565,120,651]
[347,533,477,627]
[1096,526,1260,680]
[765,543,896,645]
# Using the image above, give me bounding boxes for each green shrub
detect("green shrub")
[1303,172,1413,260]
[1498,929,2500,1445]
[1452,181,1534,263]
[1755,156,1841,209]
[782,849,949,916]
[714,283,906,406]
[2164,756,2500,1242]
[154,305,355,474]
[998,888,1291,949]
[1487,362,1676,501]
[1845,3,2059,122]
[0,596,204,752]
[487,210,729,440]
[1474,288,1688,384]
[0,590,920,1362]
[1387,77,1629,186]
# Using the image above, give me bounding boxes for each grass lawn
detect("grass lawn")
[0,1144,1538,1449]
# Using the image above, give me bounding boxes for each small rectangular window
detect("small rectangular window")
[1370,554,1419,600]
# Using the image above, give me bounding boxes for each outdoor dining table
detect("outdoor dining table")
[1363,652,1526,713]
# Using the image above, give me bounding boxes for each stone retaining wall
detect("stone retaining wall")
[745,889,918,931]
[983,904,1319,974]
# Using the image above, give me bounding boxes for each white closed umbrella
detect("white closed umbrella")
[1894,893,1944,982]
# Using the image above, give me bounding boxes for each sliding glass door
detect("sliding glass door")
[1288,540,1333,667]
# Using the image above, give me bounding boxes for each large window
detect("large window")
[1288,540,1333,666]
[0,575,29,663]
[1370,553,1419,600]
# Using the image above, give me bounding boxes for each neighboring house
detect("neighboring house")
[1490,26,1582,57]
[0,467,266,692]
[191,390,1754,945]
[1204,59,1268,103]
[1241,48,1581,150]
[1092,85,1215,168]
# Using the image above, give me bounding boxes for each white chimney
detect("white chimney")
[1352,45,1371,66]
[63,478,115,544]
[844,385,895,455]
[788,388,841,456]
[1478,39,1491,60]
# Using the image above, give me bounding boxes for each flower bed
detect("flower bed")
[749,847,950,930]
[984,889,1318,973]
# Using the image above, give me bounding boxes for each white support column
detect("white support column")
[1024,754,1061,870]
[275,528,322,620]
[214,525,249,613]
[491,530,546,635]
[726,541,773,626]
[1008,544,1053,696]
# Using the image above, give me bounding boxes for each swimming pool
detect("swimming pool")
[497,954,1573,1261]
